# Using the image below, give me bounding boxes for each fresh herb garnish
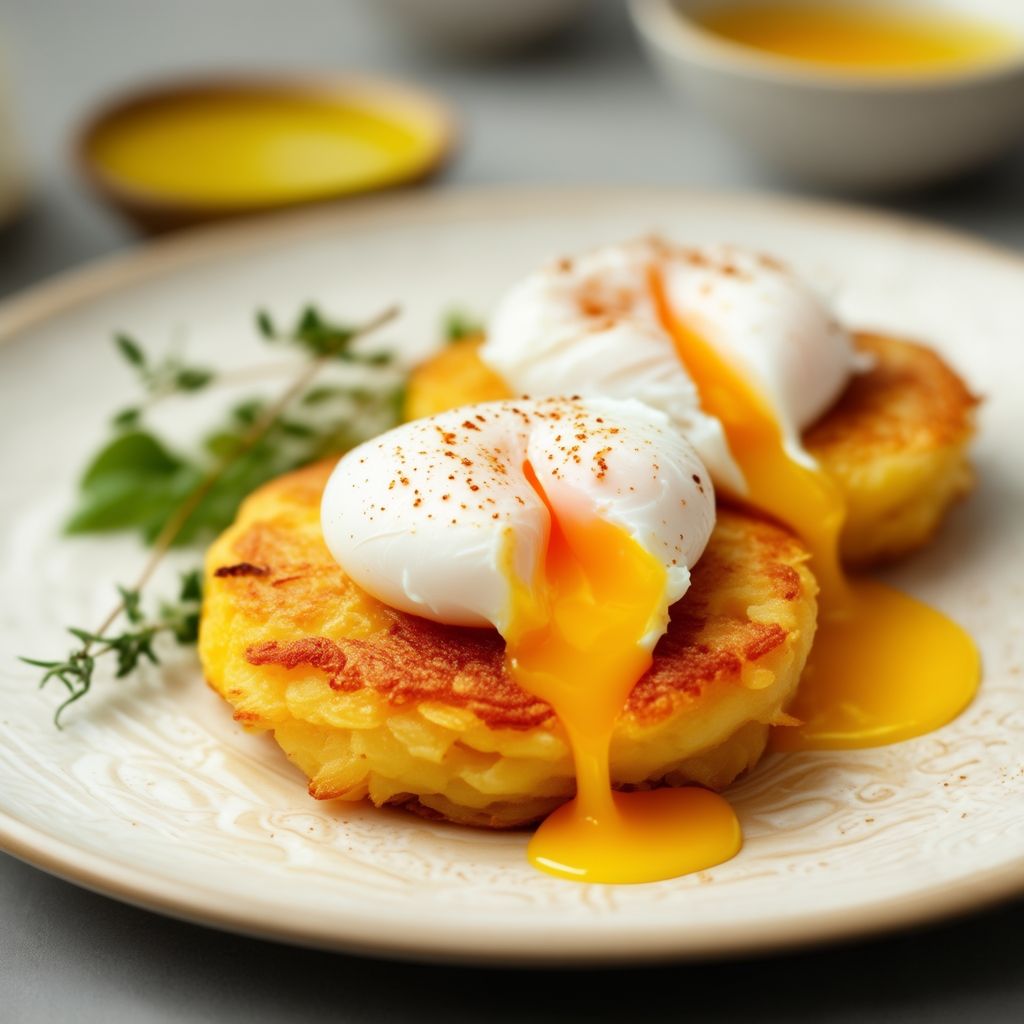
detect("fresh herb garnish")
[67,305,403,546]
[22,304,400,726]
[257,303,393,364]
[110,331,215,428]
[20,570,203,727]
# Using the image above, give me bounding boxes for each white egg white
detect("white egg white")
[321,396,715,645]
[481,238,867,490]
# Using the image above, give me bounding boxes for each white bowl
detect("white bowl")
[629,0,1024,191]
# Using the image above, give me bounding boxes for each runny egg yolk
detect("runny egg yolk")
[648,268,980,752]
[504,464,740,884]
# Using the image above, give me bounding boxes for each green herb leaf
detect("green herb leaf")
[22,569,203,725]
[174,367,214,392]
[179,569,202,603]
[80,430,185,486]
[300,385,346,406]
[118,585,144,625]
[111,407,142,430]
[115,333,147,368]
[231,399,265,426]
[444,309,483,343]
[278,419,317,439]
[30,301,399,727]
[272,304,358,359]
[297,306,323,336]
[256,310,275,339]
[66,431,204,540]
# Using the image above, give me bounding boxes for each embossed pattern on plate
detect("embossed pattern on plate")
[0,188,1021,962]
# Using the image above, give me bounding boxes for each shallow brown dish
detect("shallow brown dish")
[75,73,458,233]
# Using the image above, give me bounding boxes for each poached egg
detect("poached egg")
[482,238,868,491]
[322,396,713,641]
[320,238,979,884]
[481,238,979,760]
[323,396,741,882]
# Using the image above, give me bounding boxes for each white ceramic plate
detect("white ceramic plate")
[1,188,1022,964]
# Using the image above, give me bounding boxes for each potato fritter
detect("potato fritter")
[405,333,978,567]
[200,461,817,828]
[803,332,978,566]
[404,331,508,422]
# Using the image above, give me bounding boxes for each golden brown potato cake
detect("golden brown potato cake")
[803,332,978,566]
[405,333,978,567]
[404,333,506,423]
[199,461,817,828]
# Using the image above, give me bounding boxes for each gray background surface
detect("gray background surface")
[1,2,1022,1020]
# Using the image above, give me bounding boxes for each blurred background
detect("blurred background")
[3,0,1024,298]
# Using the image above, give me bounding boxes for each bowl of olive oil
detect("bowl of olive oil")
[630,0,1024,190]
[76,74,457,233]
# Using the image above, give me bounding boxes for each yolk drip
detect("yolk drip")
[88,90,439,207]
[505,464,741,884]
[694,3,1020,75]
[650,303,850,604]
[648,268,980,751]
[772,579,979,751]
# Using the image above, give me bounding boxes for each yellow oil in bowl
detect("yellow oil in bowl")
[694,2,1021,75]
[80,78,454,229]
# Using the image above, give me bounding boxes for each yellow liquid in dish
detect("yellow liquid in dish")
[88,91,438,206]
[507,464,740,884]
[694,3,1019,74]
[649,267,981,753]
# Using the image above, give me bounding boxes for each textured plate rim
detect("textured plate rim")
[1,184,1022,963]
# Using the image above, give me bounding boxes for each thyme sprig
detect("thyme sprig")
[21,571,202,726]
[66,304,403,546]
[21,304,399,727]
[111,333,215,429]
